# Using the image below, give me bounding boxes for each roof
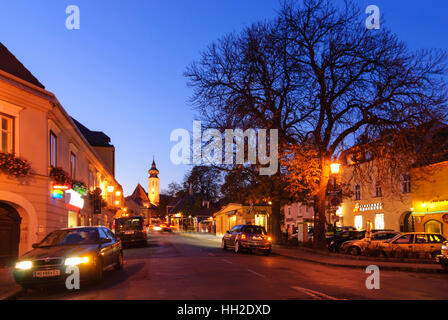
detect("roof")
[129,184,150,203]
[71,118,113,148]
[0,43,45,89]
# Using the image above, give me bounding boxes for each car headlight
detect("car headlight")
[266,236,272,242]
[64,256,90,266]
[15,260,32,270]
[442,245,448,250]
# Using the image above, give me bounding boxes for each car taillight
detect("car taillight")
[241,234,247,240]
[267,236,272,242]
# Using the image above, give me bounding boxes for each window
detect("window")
[402,174,411,193]
[374,214,385,230]
[1,114,14,154]
[354,215,363,230]
[288,207,291,216]
[70,153,76,178]
[49,131,57,167]
[415,234,428,243]
[374,181,382,197]
[428,234,446,243]
[354,185,361,200]
[394,234,414,244]
[425,220,443,235]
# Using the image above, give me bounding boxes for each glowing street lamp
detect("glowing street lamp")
[330,162,341,175]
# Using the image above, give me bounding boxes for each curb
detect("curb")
[273,251,446,274]
[177,231,446,274]
[292,246,438,265]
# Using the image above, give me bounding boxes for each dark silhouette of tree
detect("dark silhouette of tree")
[185,0,448,247]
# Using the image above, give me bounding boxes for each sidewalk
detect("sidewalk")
[0,267,22,300]
[177,231,446,274]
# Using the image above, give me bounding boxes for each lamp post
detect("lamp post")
[328,162,342,233]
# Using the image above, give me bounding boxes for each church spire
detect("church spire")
[148,156,160,206]
[149,157,159,178]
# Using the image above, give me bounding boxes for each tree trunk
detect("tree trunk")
[313,160,330,250]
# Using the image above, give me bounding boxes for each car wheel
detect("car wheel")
[221,239,227,250]
[348,246,361,256]
[93,256,103,284]
[234,241,240,254]
[432,251,441,259]
[263,249,271,256]
[114,252,123,270]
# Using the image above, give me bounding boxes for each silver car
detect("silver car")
[340,231,400,256]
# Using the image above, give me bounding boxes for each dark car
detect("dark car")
[221,224,272,255]
[114,216,147,247]
[327,230,366,252]
[13,226,123,289]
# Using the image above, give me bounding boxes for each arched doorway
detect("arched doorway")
[425,219,443,234]
[0,203,21,266]
[400,211,414,232]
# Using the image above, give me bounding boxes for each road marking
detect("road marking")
[291,286,340,300]
[222,259,233,265]
[247,269,266,278]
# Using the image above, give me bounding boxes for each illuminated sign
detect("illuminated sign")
[354,203,383,212]
[52,184,70,199]
[52,190,64,199]
[65,189,85,209]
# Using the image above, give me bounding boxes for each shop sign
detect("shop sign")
[65,189,85,209]
[52,184,70,199]
[354,202,383,212]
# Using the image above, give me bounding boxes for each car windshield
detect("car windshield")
[37,228,99,247]
[116,218,143,230]
[244,226,267,235]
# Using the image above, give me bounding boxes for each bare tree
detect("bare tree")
[185,0,448,247]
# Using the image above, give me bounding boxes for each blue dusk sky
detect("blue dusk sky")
[0,0,446,196]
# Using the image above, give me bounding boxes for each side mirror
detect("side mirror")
[226,230,230,234]
[32,243,39,248]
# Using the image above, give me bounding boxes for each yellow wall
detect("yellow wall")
[214,203,271,236]
[411,161,448,237]
[340,161,411,231]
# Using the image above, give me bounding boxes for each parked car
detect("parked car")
[327,230,366,252]
[221,224,272,255]
[435,241,448,271]
[379,232,446,258]
[114,216,147,247]
[13,226,123,289]
[340,230,400,256]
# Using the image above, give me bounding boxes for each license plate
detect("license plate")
[33,270,60,278]
[436,257,440,262]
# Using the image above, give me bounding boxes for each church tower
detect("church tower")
[148,158,160,205]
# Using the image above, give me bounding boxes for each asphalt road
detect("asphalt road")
[17,232,448,300]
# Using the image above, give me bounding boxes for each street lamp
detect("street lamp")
[330,162,341,175]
